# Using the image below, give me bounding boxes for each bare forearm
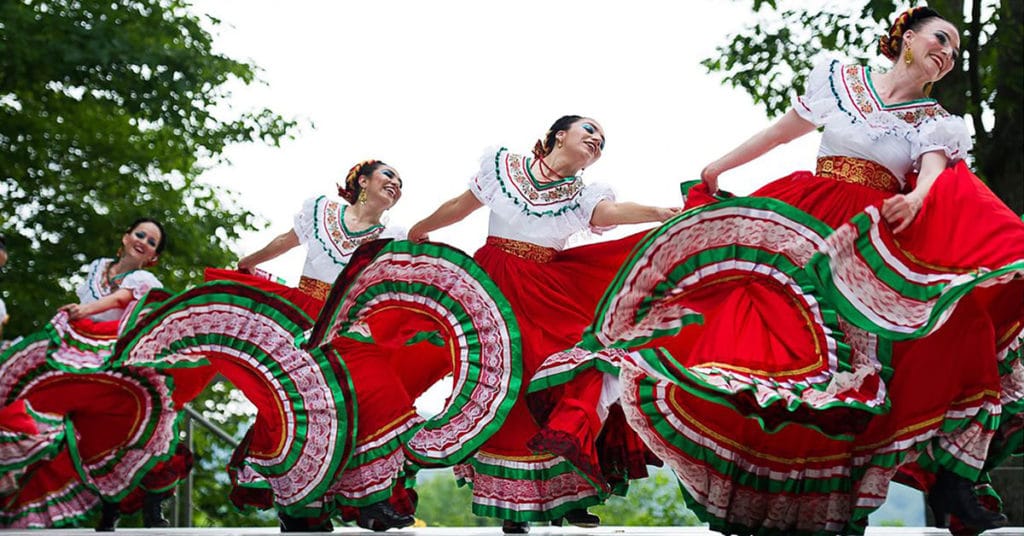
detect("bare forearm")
[702,110,816,187]
[73,289,133,319]
[409,190,482,240]
[591,201,680,227]
[908,151,949,202]
[238,230,300,269]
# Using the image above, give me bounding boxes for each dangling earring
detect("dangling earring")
[357,189,368,206]
[904,47,913,65]
[556,140,564,149]
[116,246,124,259]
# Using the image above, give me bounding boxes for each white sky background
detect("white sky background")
[191,0,824,281]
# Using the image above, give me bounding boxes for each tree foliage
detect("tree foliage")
[701,0,1023,212]
[0,0,297,336]
[413,469,700,528]
[184,382,276,528]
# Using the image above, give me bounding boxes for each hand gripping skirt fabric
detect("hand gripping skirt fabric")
[0,328,181,528]
[42,287,216,408]
[455,232,657,522]
[309,239,523,520]
[569,161,1024,535]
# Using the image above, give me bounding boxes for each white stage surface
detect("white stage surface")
[2,527,1022,536]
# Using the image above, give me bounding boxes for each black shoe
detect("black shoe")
[142,492,170,528]
[928,469,1008,532]
[357,501,414,532]
[278,511,333,533]
[502,519,530,534]
[95,501,120,532]
[550,508,600,528]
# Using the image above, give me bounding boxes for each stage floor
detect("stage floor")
[3,527,1022,536]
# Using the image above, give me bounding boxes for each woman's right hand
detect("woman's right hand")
[236,256,255,273]
[700,164,720,194]
[407,224,429,244]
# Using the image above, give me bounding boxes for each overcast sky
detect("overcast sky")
[190,0,826,282]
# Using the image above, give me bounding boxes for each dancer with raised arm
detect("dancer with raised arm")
[567,7,1023,535]
[410,115,679,534]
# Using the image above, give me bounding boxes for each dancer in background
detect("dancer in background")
[409,115,679,534]
[0,218,195,530]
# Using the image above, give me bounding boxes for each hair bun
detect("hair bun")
[339,159,380,203]
[880,6,939,61]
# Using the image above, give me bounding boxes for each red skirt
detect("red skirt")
[459,233,652,522]
[204,268,325,319]
[0,327,183,527]
[588,162,1024,534]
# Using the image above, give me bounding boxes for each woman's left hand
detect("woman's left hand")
[59,303,84,320]
[881,192,924,233]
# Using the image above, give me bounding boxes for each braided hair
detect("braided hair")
[338,160,388,204]
[532,115,584,158]
[878,6,945,61]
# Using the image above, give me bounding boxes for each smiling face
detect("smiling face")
[905,18,960,82]
[554,118,606,169]
[121,221,163,266]
[359,165,403,209]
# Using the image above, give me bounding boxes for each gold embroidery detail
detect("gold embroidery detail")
[816,156,900,193]
[298,276,331,301]
[486,236,557,263]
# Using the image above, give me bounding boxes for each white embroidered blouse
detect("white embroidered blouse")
[76,258,161,322]
[292,195,407,283]
[468,147,615,250]
[793,59,972,188]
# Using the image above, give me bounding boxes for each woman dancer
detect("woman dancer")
[562,7,1023,535]
[409,115,678,534]
[218,159,406,317]
[0,218,193,530]
[208,160,443,532]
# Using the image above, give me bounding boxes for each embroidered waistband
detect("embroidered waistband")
[816,156,900,193]
[298,276,331,301]
[486,236,557,263]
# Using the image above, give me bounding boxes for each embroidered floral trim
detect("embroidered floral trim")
[311,197,385,266]
[84,258,114,301]
[842,64,948,126]
[485,148,585,218]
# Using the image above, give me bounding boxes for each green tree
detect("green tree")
[412,468,699,528]
[413,471,491,527]
[0,0,297,336]
[593,470,700,526]
[183,382,276,528]
[701,0,1023,212]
